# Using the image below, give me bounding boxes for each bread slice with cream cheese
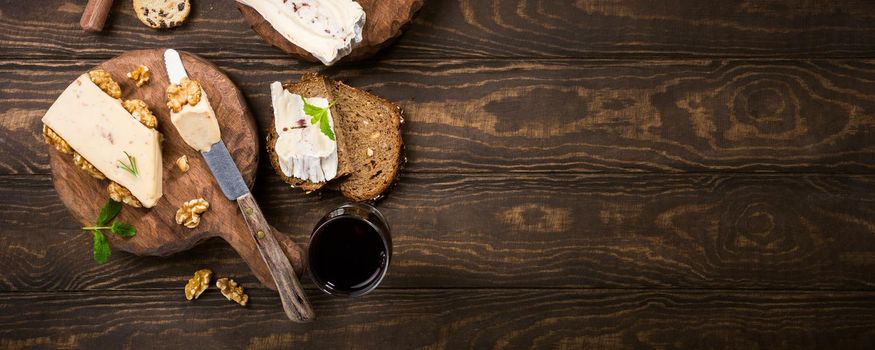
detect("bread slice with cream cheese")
[267,73,353,192]
[267,73,404,201]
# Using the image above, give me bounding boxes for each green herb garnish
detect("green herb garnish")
[83,199,137,264]
[82,221,138,238]
[92,230,110,264]
[118,151,138,176]
[95,199,122,226]
[301,96,337,141]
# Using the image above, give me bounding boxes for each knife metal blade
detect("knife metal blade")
[164,49,187,85]
[202,140,250,200]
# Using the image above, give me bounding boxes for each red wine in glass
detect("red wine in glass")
[308,203,392,297]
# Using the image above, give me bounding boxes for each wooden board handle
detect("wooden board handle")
[80,0,114,32]
[237,193,315,322]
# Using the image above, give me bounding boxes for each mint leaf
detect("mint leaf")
[93,230,110,264]
[96,200,122,226]
[318,112,335,141]
[110,221,137,238]
[110,222,136,237]
[303,104,324,122]
[85,199,136,264]
[300,96,336,140]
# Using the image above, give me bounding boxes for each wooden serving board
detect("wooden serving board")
[48,49,303,290]
[237,0,426,63]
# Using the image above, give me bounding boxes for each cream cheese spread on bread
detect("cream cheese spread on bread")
[236,0,365,65]
[270,81,339,183]
[42,74,163,208]
[171,93,221,153]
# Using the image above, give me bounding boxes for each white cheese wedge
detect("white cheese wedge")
[171,93,221,153]
[270,81,338,183]
[237,0,365,66]
[42,74,163,208]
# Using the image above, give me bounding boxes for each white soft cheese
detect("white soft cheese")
[171,92,221,153]
[270,82,338,183]
[237,0,365,66]
[42,74,163,208]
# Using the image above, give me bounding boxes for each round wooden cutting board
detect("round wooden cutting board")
[48,49,303,289]
[237,0,425,63]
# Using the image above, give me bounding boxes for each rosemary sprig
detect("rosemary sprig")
[118,151,138,176]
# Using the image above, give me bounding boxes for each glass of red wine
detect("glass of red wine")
[308,203,392,297]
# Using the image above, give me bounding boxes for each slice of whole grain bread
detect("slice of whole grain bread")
[267,73,404,201]
[330,79,404,201]
[267,73,352,192]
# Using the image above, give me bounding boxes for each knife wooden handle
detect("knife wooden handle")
[237,193,315,322]
[80,0,114,32]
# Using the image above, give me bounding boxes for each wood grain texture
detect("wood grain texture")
[5,58,875,175]
[4,0,875,60]
[46,50,304,290]
[238,0,425,63]
[3,173,875,291]
[4,0,875,346]
[1,289,874,349]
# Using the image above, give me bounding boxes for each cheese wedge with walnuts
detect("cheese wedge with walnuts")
[42,72,163,208]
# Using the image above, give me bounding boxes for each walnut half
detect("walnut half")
[88,69,122,99]
[166,78,202,113]
[184,268,212,301]
[122,99,158,129]
[216,278,248,306]
[127,65,150,87]
[73,152,105,179]
[45,124,107,179]
[175,198,209,228]
[43,125,72,154]
[108,182,142,207]
[176,155,190,172]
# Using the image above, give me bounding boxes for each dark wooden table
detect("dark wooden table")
[3,0,875,348]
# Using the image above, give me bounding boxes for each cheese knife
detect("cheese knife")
[164,49,315,322]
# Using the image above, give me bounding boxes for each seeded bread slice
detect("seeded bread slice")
[267,73,353,192]
[267,73,404,201]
